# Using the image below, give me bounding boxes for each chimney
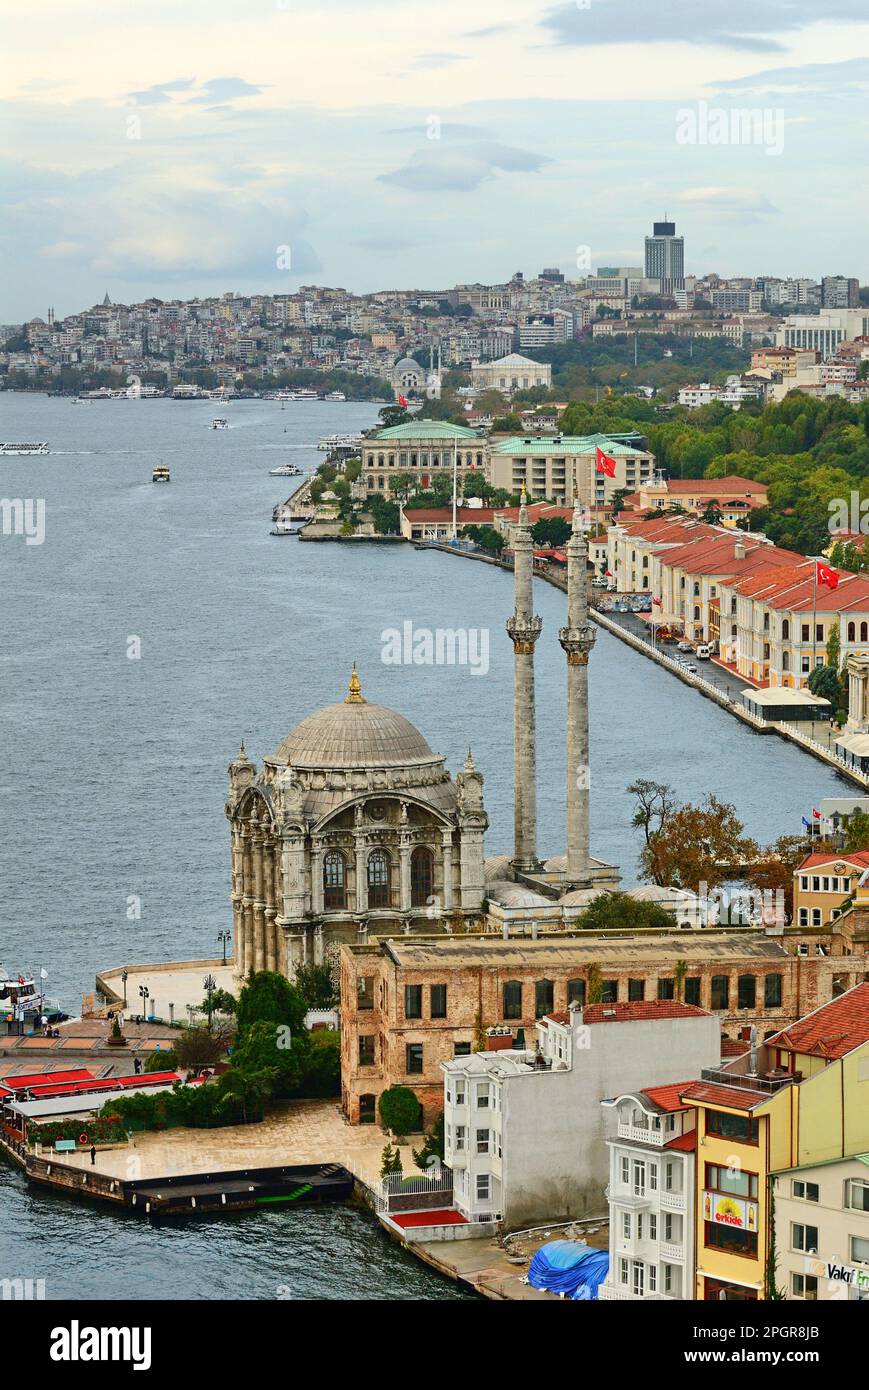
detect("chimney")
[530,920,539,940]
[502,920,510,940]
[734,542,747,561]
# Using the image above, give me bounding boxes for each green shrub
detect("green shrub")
[378,1086,422,1136]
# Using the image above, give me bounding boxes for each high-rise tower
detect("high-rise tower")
[559,497,596,885]
[506,493,542,872]
[644,217,685,295]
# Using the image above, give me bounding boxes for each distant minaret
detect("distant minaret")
[506,492,542,872]
[559,496,596,885]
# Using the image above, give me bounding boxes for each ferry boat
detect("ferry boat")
[152,464,171,483]
[269,462,303,476]
[318,433,362,452]
[210,418,230,430]
[274,388,319,402]
[0,966,67,1026]
[270,521,304,536]
[0,442,49,456]
[324,390,347,402]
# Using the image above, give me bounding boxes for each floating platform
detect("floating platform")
[126,1161,354,1218]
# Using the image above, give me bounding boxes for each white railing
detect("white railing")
[375,1168,453,1214]
[598,1284,670,1302]
[660,1190,686,1211]
[660,1241,684,1261]
[617,1122,666,1147]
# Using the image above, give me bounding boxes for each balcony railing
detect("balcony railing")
[699,1067,799,1095]
[598,1284,671,1302]
[660,1241,684,1261]
[660,1191,686,1211]
[617,1122,667,1147]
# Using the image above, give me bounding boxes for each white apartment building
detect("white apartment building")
[598,1084,697,1300]
[441,1001,721,1230]
[773,1155,869,1301]
[470,353,551,393]
[489,434,654,507]
[776,310,869,356]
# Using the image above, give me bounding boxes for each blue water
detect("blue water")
[0,392,853,1298]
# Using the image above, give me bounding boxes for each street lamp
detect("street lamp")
[203,973,216,1032]
[121,969,128,1007]
[138,984,150,1021]
[218,930,231,966]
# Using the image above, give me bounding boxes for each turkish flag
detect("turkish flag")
[816,561,839,591]
[595,446,617,477]
[398,394,408,407]
[652,597,662,606]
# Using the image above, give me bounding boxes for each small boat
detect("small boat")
[318,433,362,452]
[269,463,303,477]
[152,464,171,483]
[270,522,303,536]
[0,965,67,1027]
[0,442,49,456]
[210,418,230,430]
[324,390,347,402]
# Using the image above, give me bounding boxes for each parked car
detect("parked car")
[592,577,608,588]
[677,640,693,652]
[696,644,712,660]
[684,662,698,674]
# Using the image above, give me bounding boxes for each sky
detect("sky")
[2,0,868,321]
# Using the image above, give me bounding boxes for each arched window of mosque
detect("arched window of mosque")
[323,851,346,910]
[848,622,856,642]
[377,454,384,467]
[367,850,391,908]
[782,651,790,671]
[862,622,868,643]
[410,846,434,907]
[782,619,790,640]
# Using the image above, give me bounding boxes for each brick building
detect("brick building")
[338,929,868,1126]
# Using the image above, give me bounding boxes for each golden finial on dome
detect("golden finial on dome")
[345,662,366,704]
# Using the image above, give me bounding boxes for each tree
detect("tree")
[746,834,810,923]
[807,664,840,706]
[229,1019,309,1097]
[378,404,408,429]
[412,1114,445,1172]
[628,779,677,846]
[641,795,759,892]
[579,891,674,932]
[236,971,307,1039]
[531,517,571,548]
[673,959,688,1001]
[586,963,604,1005]
[826,620,841,672]
[293,1029,340,1097]
[842,810,869,853]
[379,1086,422,1135]
[200,988,236,1023]
[380,1142,403,1178]
[171,1022,232,1072]
[294,958,339,1009]
[214,1067,275,1124]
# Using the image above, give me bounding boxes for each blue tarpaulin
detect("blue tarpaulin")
[527,1241,609,1300]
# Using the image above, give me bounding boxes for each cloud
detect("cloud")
[464,24,514,39]
[713,55,869,95]
[186,77,265,105]
[676,186,783,219]
[410,52,469,71]
[379,141,550,192]
[387,121,493,140]
[542,0,869,53]
[127,79,195,107]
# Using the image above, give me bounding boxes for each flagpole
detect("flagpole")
[452,438,457,540]
[812,560,817,679]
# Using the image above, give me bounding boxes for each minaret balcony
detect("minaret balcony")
[506,615,542,648]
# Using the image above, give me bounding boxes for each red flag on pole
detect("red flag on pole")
[595,446,617,478]
[398,394,408,407]
[652,597,662,606]
[816,561,839,591]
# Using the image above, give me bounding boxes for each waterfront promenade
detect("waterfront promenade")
[57,1098,396,1192]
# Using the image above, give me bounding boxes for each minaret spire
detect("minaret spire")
[506,488,542,873]
[559,493,596,886]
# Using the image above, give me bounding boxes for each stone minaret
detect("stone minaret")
[559,497,596,886]
[506,493,542,872]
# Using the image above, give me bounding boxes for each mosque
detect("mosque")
[224,497,620,985]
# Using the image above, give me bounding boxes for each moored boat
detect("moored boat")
[152,464,171,482]
[1,442,49,456]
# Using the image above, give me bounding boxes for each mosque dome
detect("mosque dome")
[270,667,440,770]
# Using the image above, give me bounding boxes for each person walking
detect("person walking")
[89,1144,96,1166]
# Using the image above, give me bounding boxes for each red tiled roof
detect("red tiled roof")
[766,982,869,1061]
[678,1082,767,1111]
[721,1039,749,1058]
[796,850,869,873]
[583,1001,710,1025]
[664,1130,697,1152]
[641,1081,698,1113]
[665,476,767,496]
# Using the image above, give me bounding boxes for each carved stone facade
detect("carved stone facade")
[225,670,488,984]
